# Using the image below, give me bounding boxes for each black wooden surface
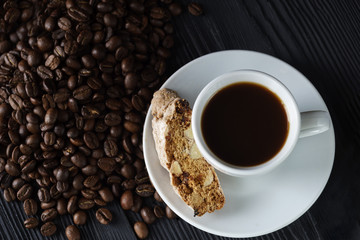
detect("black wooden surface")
[1,0,360,239]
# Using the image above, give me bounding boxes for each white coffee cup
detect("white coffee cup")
[192,70,329,177]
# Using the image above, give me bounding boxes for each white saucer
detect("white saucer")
[142,50,335,238]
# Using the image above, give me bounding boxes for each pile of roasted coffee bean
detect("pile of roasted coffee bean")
[0,0,202,239]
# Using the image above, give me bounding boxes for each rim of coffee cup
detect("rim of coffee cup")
[192,70,301,177]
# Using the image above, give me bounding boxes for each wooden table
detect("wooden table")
[1,0,359,239]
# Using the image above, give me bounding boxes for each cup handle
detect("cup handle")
[299,111,330,138]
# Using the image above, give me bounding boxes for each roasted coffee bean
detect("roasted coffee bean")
[68,7,89,22]
[40,222,57,237]
[96,208,112,224]
[169,3,182,16]
[165,205,177,219]
[73,174,85,190]
[141,206,156,224]
[98,187,114,203]
[136,184,155,197]
[57,181,69,193]
[135,170,150,184]
[17,184,32,201]
[67,195,78,214]
[73,210,87,225]
[121,164,136,180]
[134,221,149,239]
[104,139,118,157]
[120,190,133,210]
[81,189,97,199]
[83,175,99,188]
[77,30,93,46]
[73,85,92,100]
[21,159,36,174]
[58,17,72,31]
[12,178,25,190]
[81,165,97,176]
[0,173,12,189]
[130,194,142,213]
[55,167,70,182]
[71,153,87,168]
[4,187,16,202]
[83,132,99,149]
[5,161,20,176]
[45,55,60,70]
[37,65,53,80]
[23,198,38,215]
[9,94,23,110]
[154,191,163,203]
[41,208,58,222]
[97,158,116,172]
[38,187,51,202]
[57,198,67,215]
[154,205,165,218]
[188,2,203,16]
[37,36,53,52]
[66,225,81,240]
[78,198,95,210]
[24,217,39,229]
[41,200,57,210]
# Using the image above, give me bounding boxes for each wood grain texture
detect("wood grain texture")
[1,0,360,239]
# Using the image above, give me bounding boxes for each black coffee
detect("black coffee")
[201,82,289,167]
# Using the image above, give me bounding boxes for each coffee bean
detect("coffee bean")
[83,132,99,149]
[120,164,136,180]
[134,221,149,239]
[136,184,155,198]
[97,158,116,172]
[140,206,157,224]
[135,170,150,185]
[188,2,203,16]
[72,174,85,191]
[68,7,89,22]
[38,187,51,203]
[4,187,16,202]
[17,183,32,201]
[23,198,38,215]
[154,205,165,218]
[67,195,78,214]
[40,222,57,236]
[57,198,67,215]
[41,200,57,210]
[73,85,92,100]
[41,208,58,222]
[123,120,140,133]
[83,175,99,188]
[103,139,118,157]
[73,210,87,225]
[5,161,20,176]
[66,225,81,240]
[120,190,133,210]
[71,153,87,168]
[169,3,182,16]
[45,55,60,70]
[24,217,39,229]
[12,178,25,190]
[9,94,23,110]
[55,167,70,182]
[78,198,94,210]
[37,36,53,52]
[96,208,112,224]
[165,205,177,219]
[58,17,72,31]
[98,187,114,203]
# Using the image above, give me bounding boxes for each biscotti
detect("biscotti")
[151,88,225,216]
